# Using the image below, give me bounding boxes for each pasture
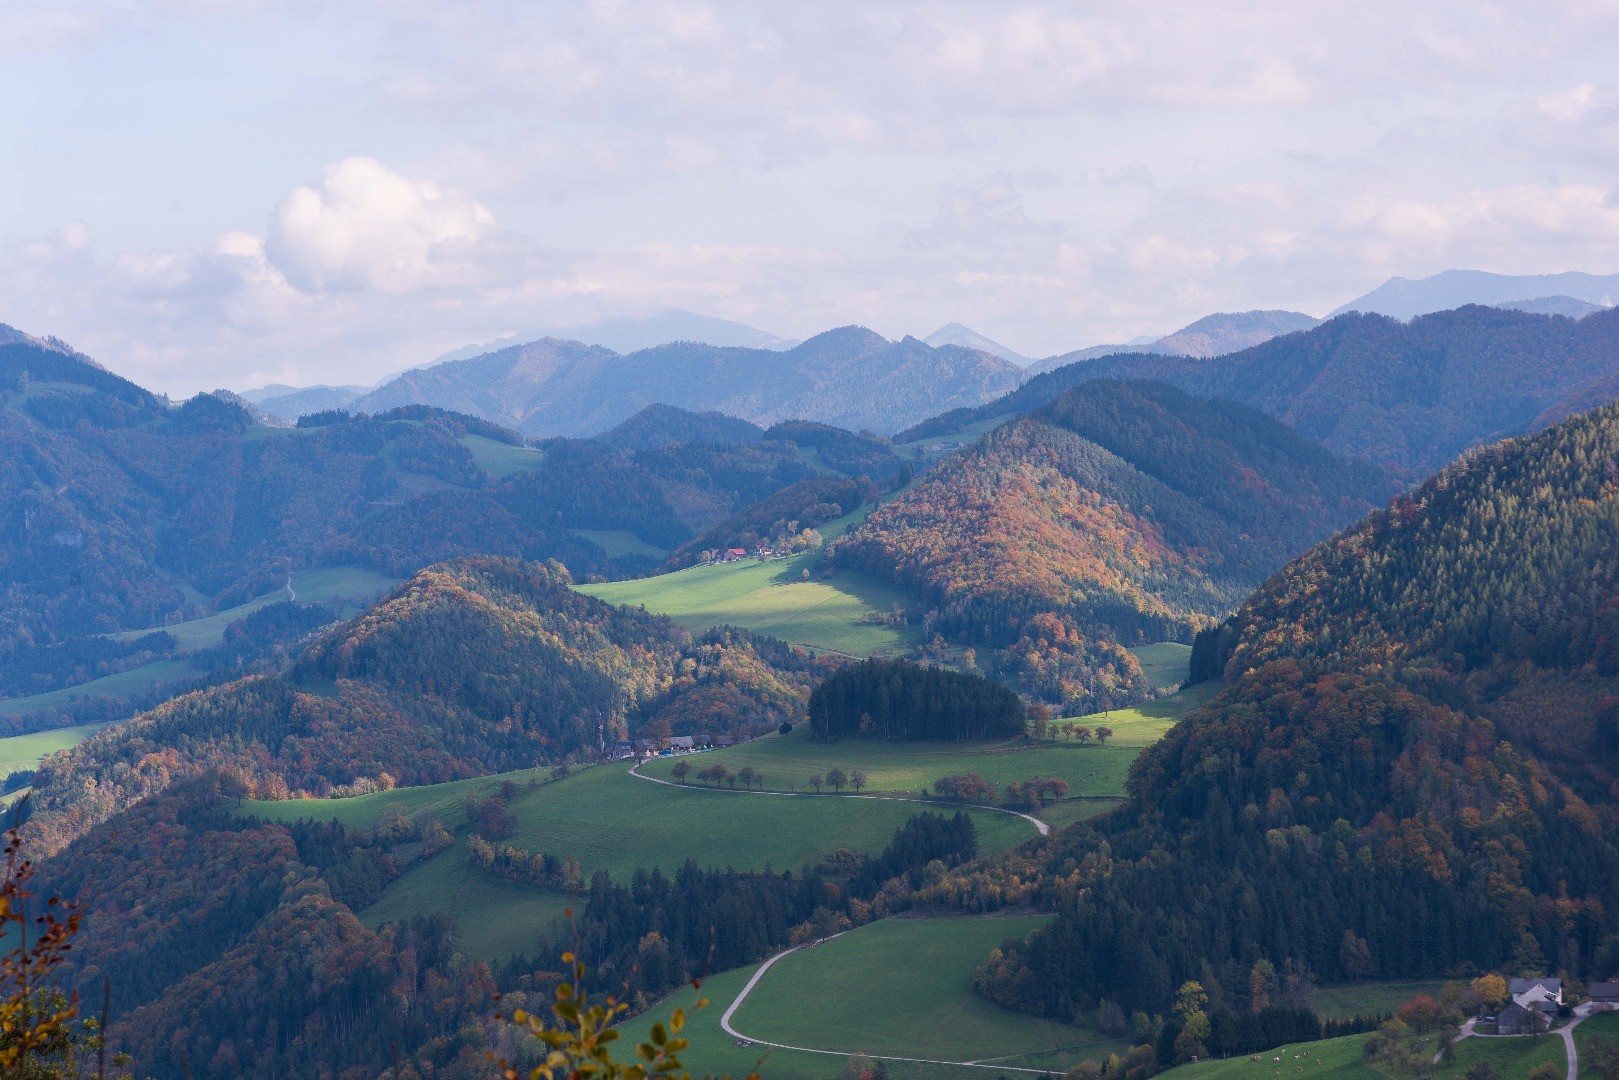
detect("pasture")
[571,528,670,560]
[578,555,920,657]
[639,725,1141,806]
[728,915,1122,1072]
[0,565,401,722]
[1161,1033,1382,1080]
[1579,1011,1619,1077]
[463,433,545,478]
[242,763,1038,961]
[1130,641,1193,690]
[1312,980,1447,1021]
[0,722,112,782]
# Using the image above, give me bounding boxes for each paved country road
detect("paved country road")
[627,760,1050,836]
[717,936,1056,1075]
[1441,1003,1599,1080]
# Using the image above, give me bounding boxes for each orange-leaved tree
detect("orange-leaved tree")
[496,948,760,1080]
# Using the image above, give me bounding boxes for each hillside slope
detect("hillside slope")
[909,305,1619,474]
[1,343,903,718]
[837,380,1396,713]
[974,402,1619,1029]
[351,326,1023,437]
[20,556,828,857]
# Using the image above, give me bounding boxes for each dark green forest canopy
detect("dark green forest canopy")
[808,657,1025,741]
[975,403,1619,1022]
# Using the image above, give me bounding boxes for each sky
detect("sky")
[3,0,1619,395]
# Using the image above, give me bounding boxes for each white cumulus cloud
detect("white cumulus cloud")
[264,157,502,294]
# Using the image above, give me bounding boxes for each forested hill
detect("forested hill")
[974,402,1619,1029]
[904,304,1619,474]
[350,326,1024,438]
[0,340,900,716]
[597,403,765,450]
[20,556,828,857]
[1195,398,1619,798]
[834,380,1397,714]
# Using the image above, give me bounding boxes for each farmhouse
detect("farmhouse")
[1590,982,1619,1009]
[668,735,696,752]
[1497,977,1562,1034]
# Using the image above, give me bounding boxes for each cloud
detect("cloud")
[264,157,505,294]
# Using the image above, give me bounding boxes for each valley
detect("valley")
[3,304,1619,1080]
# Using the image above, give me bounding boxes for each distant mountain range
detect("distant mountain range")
[908,304,1619,474]
[1023,310,1321,376]
[1331,269,1619,319]
[429,309,799,365]
[347,326,1024,438]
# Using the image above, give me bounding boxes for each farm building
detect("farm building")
[1591,982,1619,1008]
[1497,978,1562,1033]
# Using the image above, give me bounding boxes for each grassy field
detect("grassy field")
[1130,642,1193,690]
[1313,980,1448,1021]
[0,722,112,781]
[0,657,209,720]
[1440,1031,1566,1079]
[242,764,1039,961]
[639,725,1142,806]
[1161,1033,1384,1080]
[0,566,400,722]
[572,529,670,560]
[1055,679,1224,740]
[1580,1012,1619,1077]
[578,555,920,657]
[729,915,1123,1071]
[463,434,545,478]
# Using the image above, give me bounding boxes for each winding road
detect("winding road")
[1440,1004,1600,1080]
[717,937,1056,1075]
[627,760,1050,836]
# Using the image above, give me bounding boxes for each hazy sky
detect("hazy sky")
[4,1,1618,394]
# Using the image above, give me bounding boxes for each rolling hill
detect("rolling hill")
[349,326,1024,438]
[969,401,1619,1045]
[20,556,831,858]
[596,403,765,450]
[1,341,927,725]
[907,304,1619,474]
[836,379,1397,713]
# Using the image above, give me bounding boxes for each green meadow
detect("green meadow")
[578,555,920,657]
[1160,1033,1383,1080]
[729,915,1123,1071]
[1312,980,1448,1021]
[462,433,545,478]
[0,565,399,722]
[640,725,1139,807]
[1580,1012,1619,1078]
[1130,641,1194,690]
[0,722,113,782]
[242,763,1038,961]
[571,528,671,560]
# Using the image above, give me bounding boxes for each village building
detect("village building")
[1496,977,1562,1034]
[668,735,696,752]
[1590,982,1619,1010]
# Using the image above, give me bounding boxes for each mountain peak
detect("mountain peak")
[1331,269,1619,320]
[922,324,1032,366]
